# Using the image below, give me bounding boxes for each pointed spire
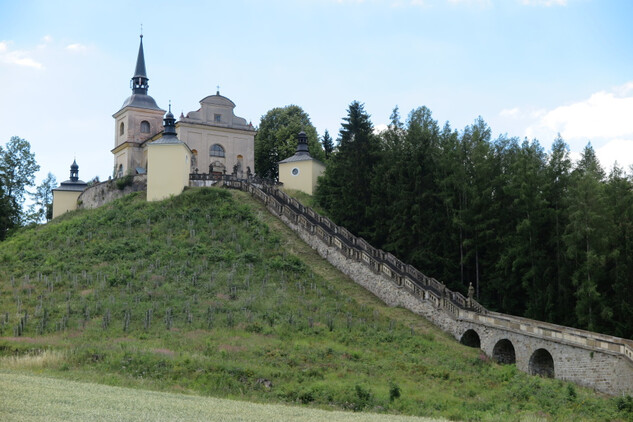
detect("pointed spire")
[131,34,149,95]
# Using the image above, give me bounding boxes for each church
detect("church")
[111,35,256,180]
[52,35,324,217]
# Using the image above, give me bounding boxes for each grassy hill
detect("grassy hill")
[0,187,631,421]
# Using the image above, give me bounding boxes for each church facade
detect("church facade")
[112,35,255,180]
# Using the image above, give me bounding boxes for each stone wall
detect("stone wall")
[239,181,633,395]
[77,175,147,210]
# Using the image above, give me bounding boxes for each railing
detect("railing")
[217,177,633,365]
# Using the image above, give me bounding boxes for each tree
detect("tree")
[0,180,16,240]
[0,136,40,233]
[316,101,380,237]
[26,172,57,224]
[564,144,608,331]
[321,130,335,160]
[254,105,324,180]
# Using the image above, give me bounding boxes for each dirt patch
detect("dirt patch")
[218,344,246,353]
[80,289,93,297]
[153,348,176,357]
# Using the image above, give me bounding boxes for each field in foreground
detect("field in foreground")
[0,371,443,422]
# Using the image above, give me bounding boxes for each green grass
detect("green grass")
[0,187,631,421]
[0,371,443,422]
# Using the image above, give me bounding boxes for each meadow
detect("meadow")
[0,188,631,421]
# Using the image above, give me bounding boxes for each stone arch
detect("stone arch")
[460,329,481,348]
[529,348,555,378]
[492,339,516,364]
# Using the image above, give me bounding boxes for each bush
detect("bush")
[389,381,401,402]
[116,175,134,190]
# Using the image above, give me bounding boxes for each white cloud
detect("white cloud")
[0,40,44,69]
[447,0,492,6]
[515,82,633,170]
[595,139,633,172]
[520,0,567,5]
[531,88,633,140]
[66,43,88,53]
[374,123,388,134]
[500,107,520,117]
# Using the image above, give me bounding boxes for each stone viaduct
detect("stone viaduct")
[230,178,633,396]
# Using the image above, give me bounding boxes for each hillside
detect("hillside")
[0,188,630,421]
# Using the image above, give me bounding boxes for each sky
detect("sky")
[1,0,633,188]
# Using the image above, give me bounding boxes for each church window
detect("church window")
[214,114,222,123]
[210,144,225,157]
[140,120,150,133]
[119,122,125,136]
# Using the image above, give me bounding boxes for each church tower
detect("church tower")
[111,35,165,178]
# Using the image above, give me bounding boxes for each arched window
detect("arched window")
[119,122,125,136]
[140,120,150,133]
[210,144,225,157]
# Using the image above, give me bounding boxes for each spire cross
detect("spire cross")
[216,85,220,94]
[140,24,143,37]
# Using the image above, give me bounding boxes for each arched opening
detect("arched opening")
[529,348,554,378]
[119,122,125,136]
[492,339,516,364]
[210,144,225,157]
[190,149,198,171]
[460,329,481,348]
[140,120,150,133]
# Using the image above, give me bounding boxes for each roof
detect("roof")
[54,179,88,192]
[199,93,236,108]
[118,94,163,112]
[278,153,323,164]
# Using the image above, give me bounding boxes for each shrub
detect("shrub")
[116,175,134,190]
[389,381,401,402]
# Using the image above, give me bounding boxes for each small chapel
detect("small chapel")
[111,35,256,182]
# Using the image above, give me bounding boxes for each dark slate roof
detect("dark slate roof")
[278,152,316,164]
[119,93,163,111]
[134,36,148,79]
[53,179,88,192]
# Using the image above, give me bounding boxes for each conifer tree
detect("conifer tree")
[316,101,380,237]
[321,130,335,160]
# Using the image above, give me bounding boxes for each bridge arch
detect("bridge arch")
[492,339,516,364]
[460,329,481,348]
[529,348,555,378]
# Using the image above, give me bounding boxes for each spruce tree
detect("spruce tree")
[316,101,380,237]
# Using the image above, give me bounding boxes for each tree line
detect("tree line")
[293,101,632,339]
[0,136,55,240]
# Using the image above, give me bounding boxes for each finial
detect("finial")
[140,24,143,38]
[216,84,220,95]
[169,100,171,113]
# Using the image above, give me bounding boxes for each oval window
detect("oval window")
[291,167,300,176]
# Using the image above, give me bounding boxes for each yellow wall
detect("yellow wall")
[147,143,191,202]
[279,159,325,196]
[52,190,82,219]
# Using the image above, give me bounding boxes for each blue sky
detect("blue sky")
[1,0,633,186]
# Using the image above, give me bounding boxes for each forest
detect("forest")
[313,101,633,339]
